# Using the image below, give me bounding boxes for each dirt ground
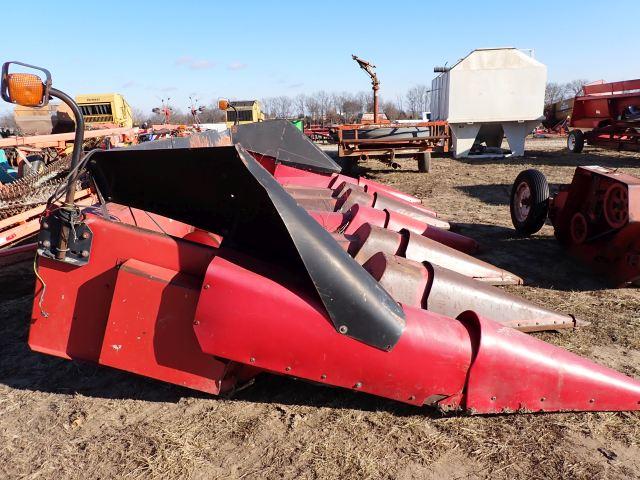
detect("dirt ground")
[1,137,639,479]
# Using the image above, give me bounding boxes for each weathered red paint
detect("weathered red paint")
[28,213,640,413]
[550,166,640,286]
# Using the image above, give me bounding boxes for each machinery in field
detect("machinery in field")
[13,92,134,134]
[335,55,450,173]
[510,166,640,286]
[567,79,640,154]
[2,61,640,414]
[221,99,264,127]
[75,93,134,128]
[541,97,573,135]
[431,48,546,158]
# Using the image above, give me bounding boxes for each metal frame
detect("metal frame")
[336,121,451,158]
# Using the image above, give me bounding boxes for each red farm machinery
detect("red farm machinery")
[567,79,640,154]
[511,166,640,287]
[2,61,640,414]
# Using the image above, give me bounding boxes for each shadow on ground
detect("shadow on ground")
[455,148,640,169]
[454,222,606,291]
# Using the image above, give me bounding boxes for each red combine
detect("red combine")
[567,79,640,153]
[510,166,640,286]
[3,61,640,414]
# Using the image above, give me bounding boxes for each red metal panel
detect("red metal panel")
[307,210,347,233]
[342,204,477,253]
[29,215,216,362]
[582,79,640,96]
[343,204,388,234]
[103,203,195,238]
[193,255,472,406]
[273,163,337,187]
[358,178,423,205]
[460,311,640,413]
[99,259,229,393]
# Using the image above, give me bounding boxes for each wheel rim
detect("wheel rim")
[570,212,588,244]
[568,134,575,151]
[513,181,532,223]
[604,183,629,229]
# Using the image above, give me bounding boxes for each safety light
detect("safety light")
[1,61,52,107]
[218,98,229,110]
[7,73,44,106]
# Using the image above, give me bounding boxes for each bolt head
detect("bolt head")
[42,240,51,248]
[81,250,89,258]
[82,231,90,239]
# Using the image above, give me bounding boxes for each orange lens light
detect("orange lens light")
[7,73,44,106]
[218,99,229,110]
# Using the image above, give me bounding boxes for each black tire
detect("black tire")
[510,169,549,235]
[417,152,431,173]
[567,130,584,153]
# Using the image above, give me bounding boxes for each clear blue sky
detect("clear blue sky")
[2,0,639,115]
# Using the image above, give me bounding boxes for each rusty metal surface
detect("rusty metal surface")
[426,264,578,332]
[386,208,451,231]
[335,188,374,212]
[336,121,451,158]
[332,181,367,199]
[372,192,441,225]
[363,253,429,308]
[362,252,577,332]
[294,197,338,212]
[347,223,404,264]
[403,231,522,285]
[284,185,335,200]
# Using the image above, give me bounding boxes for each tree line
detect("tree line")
[136,84,432,125]
[0,79,592,130]
[544,79,589,105]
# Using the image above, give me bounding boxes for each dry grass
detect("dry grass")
[0,138,639,479]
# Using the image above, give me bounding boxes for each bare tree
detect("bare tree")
[379,101,396,120]
[260,97,275,119]
[405,85,429,118]
[271,96,293,118]
[565,79,589,96]
[341,95,361,123]
[315,91,330,122]
[199,104,225,123]
[293,94,306,118]
[306,96,320,122]
[0,112,17,130]
[545,82,565,105]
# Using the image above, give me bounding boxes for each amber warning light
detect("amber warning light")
[1,61,52,107]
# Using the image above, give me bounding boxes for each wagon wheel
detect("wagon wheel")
[603,183,629,229]
[510,169,549,235]
[570,212,588,244]
[567,130,584,153]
